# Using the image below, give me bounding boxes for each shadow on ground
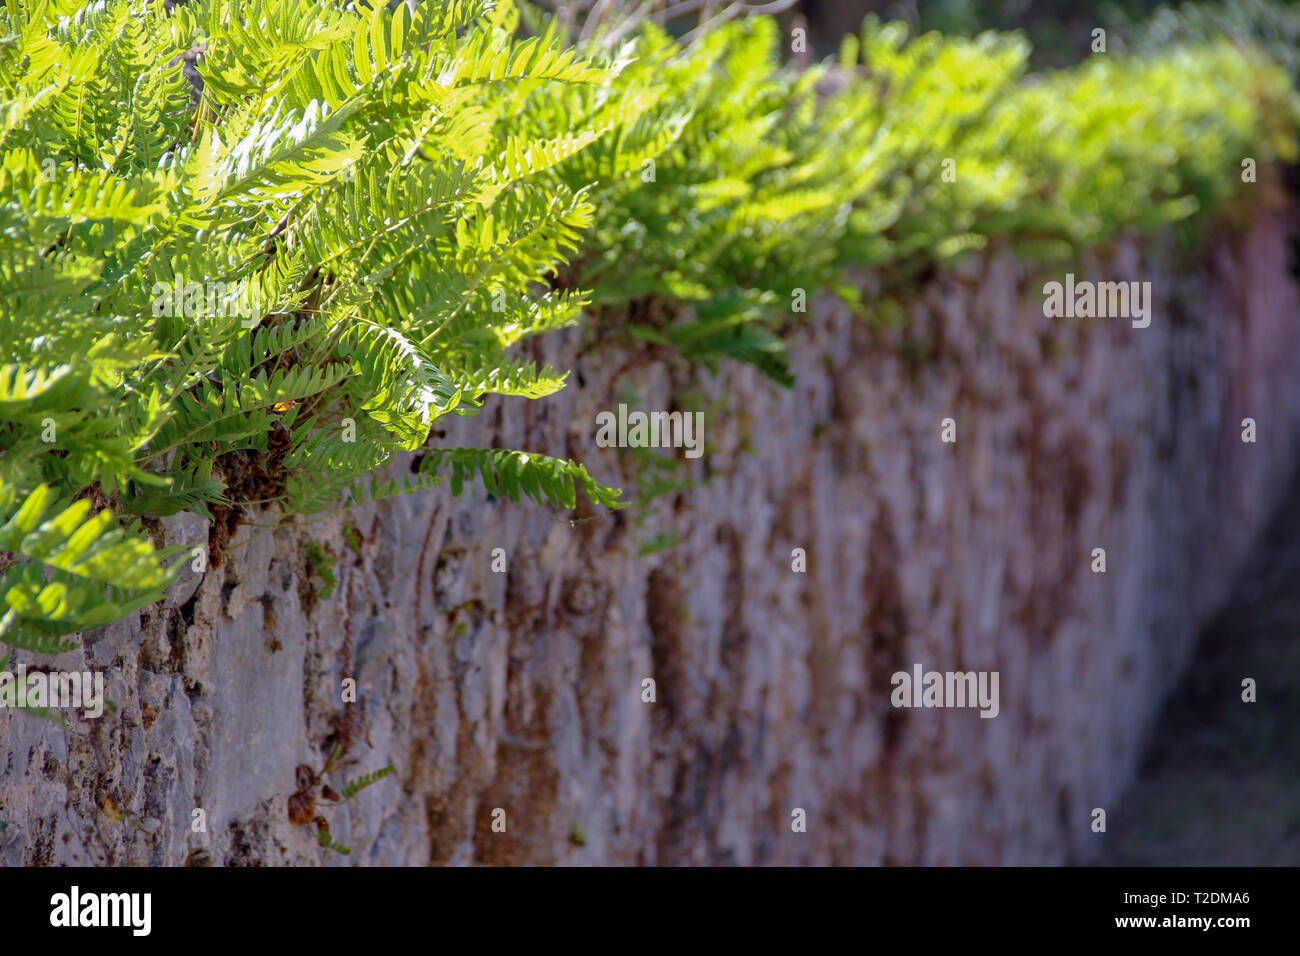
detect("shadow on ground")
[1097,471,1300,865]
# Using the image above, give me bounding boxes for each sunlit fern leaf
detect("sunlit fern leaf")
[418,447,624,511]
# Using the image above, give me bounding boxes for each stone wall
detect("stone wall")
[2,184,1297,866]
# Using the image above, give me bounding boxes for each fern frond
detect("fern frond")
[315,827,352,854]
[418,447,624,510]
[339,763,395,801]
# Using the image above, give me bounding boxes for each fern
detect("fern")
[315,827,352,855]
[0,0,628,644]
[417,448,625,511]
[339,764,395,801]
[0,0,1291,645]
[0,480,179,643]
[514,8,1296,376]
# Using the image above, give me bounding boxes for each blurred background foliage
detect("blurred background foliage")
[540,0,1300,70]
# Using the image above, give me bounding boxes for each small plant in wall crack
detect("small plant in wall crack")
[305,540,338,601]
[287,749,395,856]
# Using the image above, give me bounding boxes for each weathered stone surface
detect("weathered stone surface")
[2,194,1297,866]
